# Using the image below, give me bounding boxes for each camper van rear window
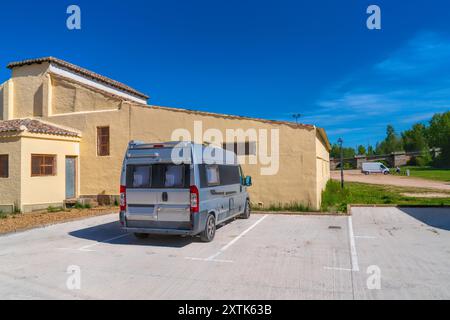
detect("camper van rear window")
[126,164,190,189]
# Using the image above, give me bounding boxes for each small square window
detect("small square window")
[31,155,57,176]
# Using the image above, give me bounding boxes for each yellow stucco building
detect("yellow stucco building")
[0,57,330,213]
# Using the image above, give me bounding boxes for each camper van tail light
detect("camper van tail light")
[190,185,199,213]
[120,185,127,211]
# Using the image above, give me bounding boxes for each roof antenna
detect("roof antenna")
[292,113,302,124]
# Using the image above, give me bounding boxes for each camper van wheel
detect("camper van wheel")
[134,233,149,239]
[240,200,251,219]
[200,214,216,242]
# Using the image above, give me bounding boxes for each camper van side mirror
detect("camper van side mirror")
[244,176,252,187]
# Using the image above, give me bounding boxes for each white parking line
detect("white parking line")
[185,257,234,263]
[324,216,360,272]
[354,235,377,239]
[186,214,268,263]
[78,233,130,252]
[323,266,353,272]
[348,216,360,272]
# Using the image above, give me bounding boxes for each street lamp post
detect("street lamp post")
[338,138,344,189]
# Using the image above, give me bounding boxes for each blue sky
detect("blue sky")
[1,0,449,147]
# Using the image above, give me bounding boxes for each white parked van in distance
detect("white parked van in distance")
[361,162,390,175]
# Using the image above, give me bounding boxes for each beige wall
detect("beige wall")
[0,83,3,120]
[315,131,331,209]
[0,134,22,211]
[19,134,80,211]
[52,76,121,115]
[11,63,49,119]
[43,104,325,209]
[0,64,330,211]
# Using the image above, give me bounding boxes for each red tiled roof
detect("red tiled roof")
[7,57,149,100]
[150,105,316,129]
[0,119,80,137]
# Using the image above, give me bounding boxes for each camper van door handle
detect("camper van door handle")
[211,190,225,195]
[162,192,168,202]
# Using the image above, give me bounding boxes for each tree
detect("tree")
[330,143,356,159]
[427,111,450,167]
[402,123,429,152]
[367,145,375,156]
[357,145,366,155]
[330,143,340,159]
[376,125,403,154]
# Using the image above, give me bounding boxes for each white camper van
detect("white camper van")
[119,141,252,242]
[361,162,390,175]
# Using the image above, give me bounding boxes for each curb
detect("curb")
[347,204,450,215]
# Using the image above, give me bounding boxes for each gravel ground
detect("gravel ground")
[0,207,118,235]
[331,170,450,191]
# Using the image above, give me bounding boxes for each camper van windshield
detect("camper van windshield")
[126,164,190,189]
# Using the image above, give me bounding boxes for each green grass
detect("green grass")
[47,206,64,213]
[74,202,91,209]
[256,202,313,212]
[321,180,450,213]
[397,166,450,182]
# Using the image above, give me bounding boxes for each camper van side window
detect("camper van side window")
[219,165,241,185]
[205,165,220,186]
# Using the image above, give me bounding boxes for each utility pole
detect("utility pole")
[338,138,344,189]
[292,113,302,124]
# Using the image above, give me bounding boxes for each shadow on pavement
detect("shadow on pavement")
[68,221,198,248]
[399,207,450,231]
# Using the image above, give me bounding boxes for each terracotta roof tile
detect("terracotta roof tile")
[0,119,80,137]
[7,57,149,100]
[149,105,316,129]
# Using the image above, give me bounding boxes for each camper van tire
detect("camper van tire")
[134,233,149,239]
[240,199,251,219]
[200,214,216,242]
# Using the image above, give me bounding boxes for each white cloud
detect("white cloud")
[309,31,450,145]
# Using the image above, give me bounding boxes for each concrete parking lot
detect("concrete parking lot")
[0,207,449,300]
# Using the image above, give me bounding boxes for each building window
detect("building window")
[0,155,8,178]
[31,155,57,176]
[222,141,256,156]
[97,126,110,156]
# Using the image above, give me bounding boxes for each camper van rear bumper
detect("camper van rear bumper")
[123,227,197,235]
[122,210,208,236]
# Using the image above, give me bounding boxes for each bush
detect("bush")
[321,180,349,213]
[0,211,7,219]
[47,206,63,213]
[74,202,91,209]
[414,148,433,167]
